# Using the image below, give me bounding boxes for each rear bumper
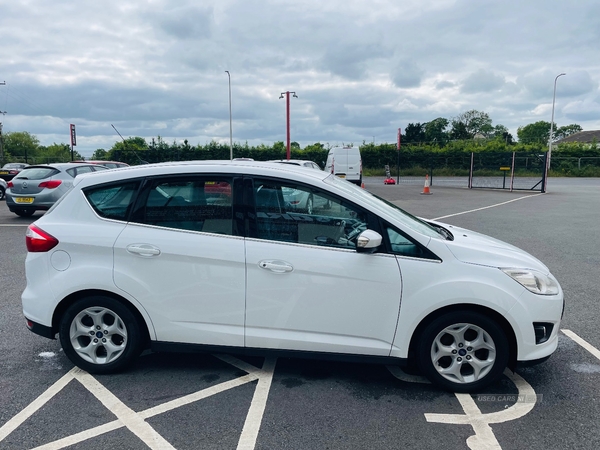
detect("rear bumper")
[25,317,56,339]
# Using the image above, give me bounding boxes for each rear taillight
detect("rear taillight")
[38,180,62,189]
[26,224,59,252]
[331,158,335,174]
[7,181,13,188]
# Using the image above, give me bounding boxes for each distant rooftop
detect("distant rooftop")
[555,130,600,144]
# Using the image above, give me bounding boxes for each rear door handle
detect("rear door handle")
[259,260,293,273]
[127,244,161,257]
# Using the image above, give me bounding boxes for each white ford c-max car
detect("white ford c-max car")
[22,161,563,392]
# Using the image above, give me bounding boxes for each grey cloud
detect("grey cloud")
[391,61,424,88]
[461,70,506,94]
[153,6,213,40]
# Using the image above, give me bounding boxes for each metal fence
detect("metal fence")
[469,152,547,192]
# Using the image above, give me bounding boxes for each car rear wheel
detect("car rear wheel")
[417,311,509,393]
[14,208,35,217]
[59,296,145,374]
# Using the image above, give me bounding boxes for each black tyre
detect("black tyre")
[0,187,5,201]
[417,311,509,393]
[59,296,145,374]
[14,208,35,217]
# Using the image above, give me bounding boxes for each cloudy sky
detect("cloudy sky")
[1,0,599,157]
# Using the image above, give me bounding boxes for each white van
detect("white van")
[325,146,362,185]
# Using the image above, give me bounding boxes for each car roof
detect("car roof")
[70,160,128,165]
[72,160,330,188]
[268,159,317,165]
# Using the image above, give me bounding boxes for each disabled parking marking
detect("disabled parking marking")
[0,355,277,450]
[562,329,600,361]
[388,367,537,450]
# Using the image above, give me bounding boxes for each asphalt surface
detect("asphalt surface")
[1,177,599,450]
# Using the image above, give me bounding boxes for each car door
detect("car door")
[244,177,402,356]
[113,175,246,347]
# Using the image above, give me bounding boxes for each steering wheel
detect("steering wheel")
[346,221,367,243]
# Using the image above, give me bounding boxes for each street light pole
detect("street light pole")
[225,71,233,161]
[548,73,566,170]
[279,91,298,160]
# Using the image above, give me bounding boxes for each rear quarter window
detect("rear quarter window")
[84,181,140,221]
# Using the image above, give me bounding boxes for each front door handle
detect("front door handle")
[127,244,161,257]
[259,260,293,273]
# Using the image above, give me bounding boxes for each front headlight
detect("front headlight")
[501,268,559,296]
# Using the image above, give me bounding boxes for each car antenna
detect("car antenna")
[111,124,149,164]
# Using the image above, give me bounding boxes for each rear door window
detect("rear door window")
[131,176,234,234]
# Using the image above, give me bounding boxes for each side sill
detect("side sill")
[150,341,408,367]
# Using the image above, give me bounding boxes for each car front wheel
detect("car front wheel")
[59,296,145,374]
[417,311,509,393]
[306,195,314,214]
[0,187,5,200]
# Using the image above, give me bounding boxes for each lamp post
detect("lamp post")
[548,73,566,170]
[279,91,298,160]
[225,71,233,161]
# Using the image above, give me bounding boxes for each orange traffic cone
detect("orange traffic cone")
[361,181,365,189]
[421,174,432,195]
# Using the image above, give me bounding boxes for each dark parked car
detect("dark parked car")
[0,163,28,181]
[6,163,108,217]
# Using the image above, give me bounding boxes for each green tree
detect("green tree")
[91,148,108,160]
[449,121,471,140]
[403,123,425,144]
[491,125,513,144]
[108,137,149,164]
[424,118,449,145]
[452,110,493,138]
[3,131,40,163]
[517,121,552,144]
[38,143,81,163]
[554,124,583,140]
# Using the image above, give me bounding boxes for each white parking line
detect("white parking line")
[237,358,277,450]
[432,193,543,221]
[562,329,600,361]
[73,369,177,450]
[1,355,268,450]
[0,369,75,442]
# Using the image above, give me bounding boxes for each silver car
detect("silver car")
[6,163,108,217]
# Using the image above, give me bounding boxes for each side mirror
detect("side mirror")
[356,229,382,254]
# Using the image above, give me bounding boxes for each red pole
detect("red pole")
[396,128,401,184]
[286,91,291,160]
